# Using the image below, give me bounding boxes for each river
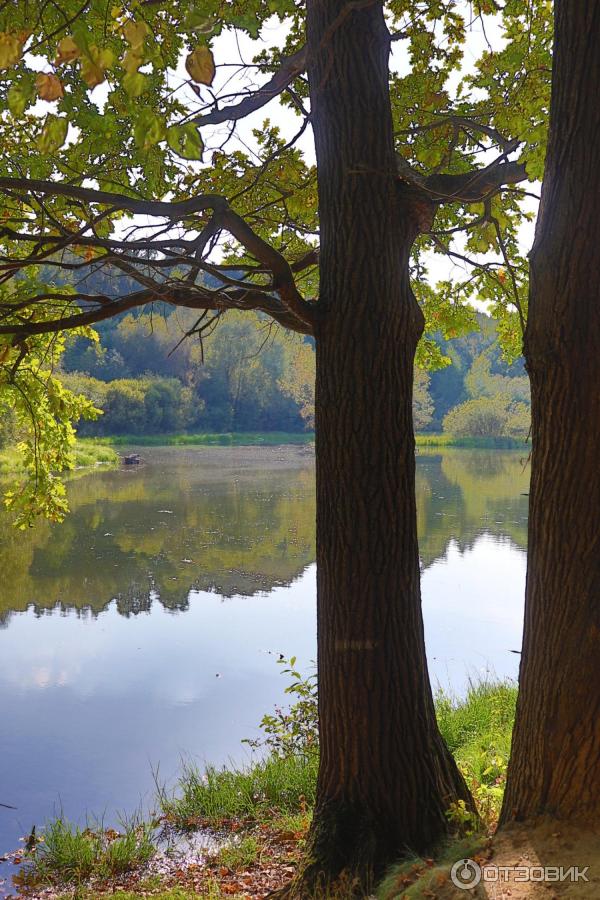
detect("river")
[0,444,529,871]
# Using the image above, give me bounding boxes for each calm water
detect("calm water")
[0,446,529,870]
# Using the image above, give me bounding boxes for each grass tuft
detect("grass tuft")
[376,836,487,900]
[436,678,517,830]
[21,816,156,887]
[215,835,260,871]
[160,753,317,828]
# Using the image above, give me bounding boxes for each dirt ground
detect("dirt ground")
[421,820,600,900]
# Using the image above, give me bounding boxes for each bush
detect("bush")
[443,394,530,438]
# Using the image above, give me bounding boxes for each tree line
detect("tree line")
[56,307,528,439]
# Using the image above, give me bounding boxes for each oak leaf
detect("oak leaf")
[37,115,68,153]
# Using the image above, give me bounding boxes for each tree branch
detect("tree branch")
[424,159,527,203]
[0,179,317,331]
[191,47,307,127]
[0,178,226,220]
[395,152,528,208]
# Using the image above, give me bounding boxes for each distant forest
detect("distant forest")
[3,262,531,440]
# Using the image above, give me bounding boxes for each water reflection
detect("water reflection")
[0,446,529,870]
[0,447,317,626]
[0,448,528,627]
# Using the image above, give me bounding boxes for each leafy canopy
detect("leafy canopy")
[0,0,551,520]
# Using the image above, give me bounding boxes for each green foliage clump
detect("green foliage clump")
[161,753,317,828]
[21,817,156,887]
[437,679,517,830]
[443,349,530,439]
[216,835,259,871]
[243,656,318,758]
[443,395,527,438]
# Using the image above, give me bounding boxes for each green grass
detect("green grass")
[376,835,487,900]
[27,679,516,894]
[90,431,314,448]
[72,440,120,468]
[436,678,517,763]
[21,816,156,887]
[415,432,527,449]
[161,679,516,834]
[216,835,260,871]
[160,752,318,828]
[0,440,119,475]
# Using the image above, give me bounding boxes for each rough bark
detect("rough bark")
[276,2,472,895]
[501,2,600,823]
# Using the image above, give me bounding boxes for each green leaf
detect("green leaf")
[134,109,166,150]
[37,115,68,153]
[7,75,35,116]
[184,9,215,34]
[166,123,203,160]
[123,71,149,97]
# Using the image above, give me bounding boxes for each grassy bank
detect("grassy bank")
[0,440,119,476]
[415,432,528,449]
[87,432,315,448]
[16,675,517,898]
[72,431,523,450]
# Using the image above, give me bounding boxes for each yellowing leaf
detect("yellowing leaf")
[36,73,65,101]
[185,46,215,85]
[37,115,68,154]
[55,36,80,64]
[123,71,148,97]
[166,123,204,160]
[0,32,23,69]
[81,45,114,88]
[123,20,150,50]
[134,109,165,150]
[122,48,143,74]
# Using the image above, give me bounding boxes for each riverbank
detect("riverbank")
[0,441,119,476]
[88,433,314,448]
[415,434,529,450]
[7,676,518,899]
[76,431,527,451]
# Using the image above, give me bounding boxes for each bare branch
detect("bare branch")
[0,178,226,220]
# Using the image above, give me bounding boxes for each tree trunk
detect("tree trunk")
[501,2,600,823]
[278,3,472,894]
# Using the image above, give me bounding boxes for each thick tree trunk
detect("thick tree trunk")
[277,3,472,894]
[501,3,600,823]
